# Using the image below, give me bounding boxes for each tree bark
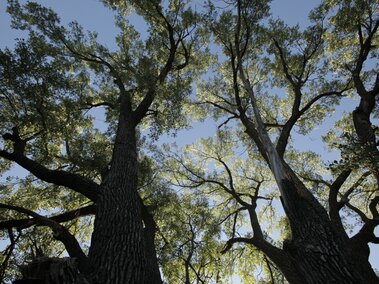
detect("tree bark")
[142,205,163,284]
[87,111,147,284]
[275,177,379,284]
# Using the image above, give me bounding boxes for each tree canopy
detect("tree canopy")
[0,0,378,283]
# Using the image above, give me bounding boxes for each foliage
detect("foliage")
[0,0,378,283]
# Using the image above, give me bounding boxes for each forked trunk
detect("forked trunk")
[238,75,378,283]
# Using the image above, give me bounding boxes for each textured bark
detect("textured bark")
[253,239,303,284]
[87,111,146,284]
[82,13,180,282]
[277,178,379,284]
[142,205,163,284]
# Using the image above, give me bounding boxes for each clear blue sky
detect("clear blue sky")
[0,0,378,278]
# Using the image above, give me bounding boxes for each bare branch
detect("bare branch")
[276,88,347,157]
[218,207,247,226]
[345,202,370,223]
[1,127,100,201]
[218,115,238,129]
[273,39,297,87]
[221,237,254,254]
[215,157,235,192]
[203,101,239,116]
[264,255,275,284]
[340,171,371,203]
[300,91,346,117]
[81,101,115,110]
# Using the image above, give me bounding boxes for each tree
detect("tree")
[169,0,378,282]
[1,0,379,283]
[0,0,206,283]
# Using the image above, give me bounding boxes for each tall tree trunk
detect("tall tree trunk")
[87,111,146,284]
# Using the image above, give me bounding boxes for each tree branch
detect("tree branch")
[81,101,115,110]
[353,19,379,96]
[328,169,351,238]
[345,202,370,223]
[133,4,184,125]
[276,89,347,157]
[220,237,254,254]
[0,203,88,272]
[0,204,95,230]
[0,229,21,281]
[340,171,371,203]
[203,100,239,117]
[273,39,297,87]
[0,149,100,202]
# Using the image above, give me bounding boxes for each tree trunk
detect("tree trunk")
[142,205,163,284]
[274,177,379,284]
[87,113,147,284]
[238,78,378,283]
[353,93,379,183]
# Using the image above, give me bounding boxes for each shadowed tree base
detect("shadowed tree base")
[13,257,89,284]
